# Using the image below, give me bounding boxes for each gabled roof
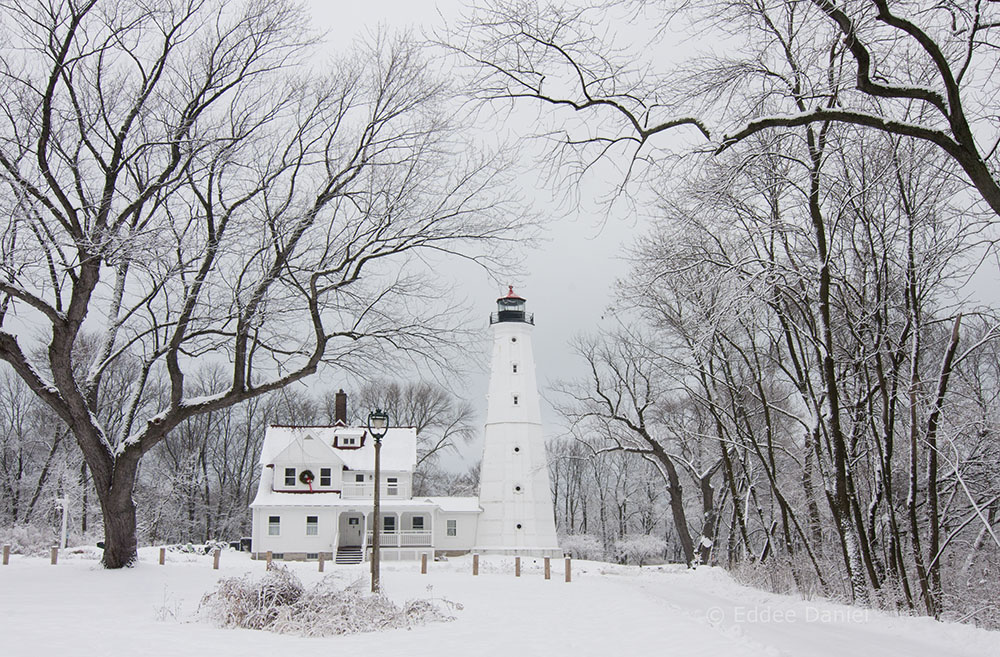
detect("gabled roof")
[269,430,341,466]
[259,424,417,472]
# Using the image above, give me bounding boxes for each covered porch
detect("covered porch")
[365,509,433,547]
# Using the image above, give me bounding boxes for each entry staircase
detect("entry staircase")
[335,545,363,565]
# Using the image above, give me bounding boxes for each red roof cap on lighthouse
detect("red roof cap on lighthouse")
[500,285,525,302]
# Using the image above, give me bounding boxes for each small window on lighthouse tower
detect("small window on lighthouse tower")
[512,362,518,373]
[512,394,519,406]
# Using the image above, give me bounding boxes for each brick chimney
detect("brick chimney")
[334,389,347,426]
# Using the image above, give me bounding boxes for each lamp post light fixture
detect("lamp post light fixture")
[367,408,389,593]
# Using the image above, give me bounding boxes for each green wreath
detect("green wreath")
[299,470,315,484]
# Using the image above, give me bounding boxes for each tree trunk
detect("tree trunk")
[93,453,141,569]
[100,486,139,568]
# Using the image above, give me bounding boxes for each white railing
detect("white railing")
[365,530,432,547]
[341,483,407,499]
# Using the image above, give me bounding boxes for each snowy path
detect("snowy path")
[0,550,995,657]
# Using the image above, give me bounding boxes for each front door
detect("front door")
[339,512,363,547]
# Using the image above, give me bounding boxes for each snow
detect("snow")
[249,469,478,511]
[258,425,417,471]
[0,547,996,657]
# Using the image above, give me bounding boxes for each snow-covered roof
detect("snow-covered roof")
[259,424,417,472]
[250,468,480,512]
[422,497,483,513]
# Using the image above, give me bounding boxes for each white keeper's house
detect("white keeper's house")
[250,288,561,563]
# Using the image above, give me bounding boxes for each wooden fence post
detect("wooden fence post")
[50,546,58,565]
[565,556,571,583]
[515,556,521,577]
[473,553,479,576]
[544,556,550,580]
[2,544,9,566]
[159,547,166,565]
[421,553,428,574]
[318,554,325,572]
[213,548,221,570]
[266,550,272,570]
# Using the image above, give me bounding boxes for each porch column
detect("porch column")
[360,511,369,561]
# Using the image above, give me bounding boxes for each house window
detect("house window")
[268,516,280,536]
[383,516,396,533]
[412,516,424,530]
[307,553,319,560]
[284,468,296,486]
[355,473,365,483]
[306,516,318,536]
[320,468,331,487]
[512,363,518,373]
[341,436,357,446]
[387,477,399,495]
[513,395,519,406]
[446,519,457,537]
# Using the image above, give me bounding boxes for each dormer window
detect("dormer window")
[284,468,296,486]
[340,436,357,447]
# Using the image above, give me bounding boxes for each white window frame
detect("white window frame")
[446,519,457,537]
[320,468,331,487]
[284,468,296,486]
[383,515,396,533]
[268,515,281,536]
[306,516,318,536]
[412,516,424,530]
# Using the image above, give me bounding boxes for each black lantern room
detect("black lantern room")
[491,286,534,324]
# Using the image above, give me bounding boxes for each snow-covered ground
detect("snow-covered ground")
[0,547,995,657]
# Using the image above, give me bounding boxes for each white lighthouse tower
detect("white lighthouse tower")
[474,287,561,556]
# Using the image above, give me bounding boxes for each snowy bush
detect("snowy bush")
[168,540,231,555]
[200,566,456,636]
[561,534,605,561]
[614,534,667,566]
[0,525,57,556]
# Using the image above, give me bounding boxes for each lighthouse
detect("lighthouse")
[473,287,561,556]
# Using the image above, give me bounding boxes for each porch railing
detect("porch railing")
[365,530,432,547]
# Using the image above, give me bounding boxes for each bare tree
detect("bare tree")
[0,0,526,567]
[451,0,1000,217]
[354,379,476,494]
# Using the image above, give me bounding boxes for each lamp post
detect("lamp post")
[367,408,389,593]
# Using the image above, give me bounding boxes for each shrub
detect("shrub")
[560,534,605,561]
[200,566,455,636]
[614,534,667,566]
[0,525,57,556]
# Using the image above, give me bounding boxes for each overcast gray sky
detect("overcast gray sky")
[306,0,1000,471]
[306,0,637,469]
